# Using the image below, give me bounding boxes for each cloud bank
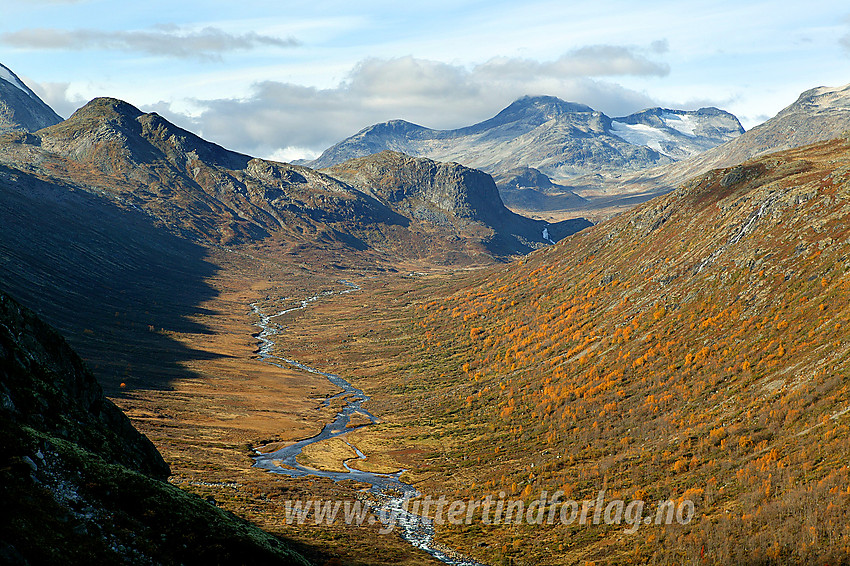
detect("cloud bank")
[155,46,667,160]
[0,25,298,60]
[25,79,85,119]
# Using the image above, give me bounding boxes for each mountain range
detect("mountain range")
[304,86,850,223]
[1,96,586,264]
[303,95,744,180]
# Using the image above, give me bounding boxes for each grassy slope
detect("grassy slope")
[400,137,850,564]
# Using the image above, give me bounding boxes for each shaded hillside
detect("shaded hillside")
[0,291,311,565]
[325,151,592,257]
[0,161,222,394]
[0,63,62,134]
[398,135,850,564]
[306,96,742,181]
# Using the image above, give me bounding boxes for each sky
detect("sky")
[1,0,849,162]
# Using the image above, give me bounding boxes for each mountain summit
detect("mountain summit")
[0,63,62,133]
[305,95,743,181]
[456,95,594,133]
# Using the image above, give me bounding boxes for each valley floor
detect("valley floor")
[108,246,477,565]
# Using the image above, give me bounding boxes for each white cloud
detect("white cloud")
[267,147,321,163]
[475,46,669,80]
[23,78,86,118]
[147,48,666,161]
[0,26,299,60]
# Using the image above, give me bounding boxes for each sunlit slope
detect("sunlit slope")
[412,135,850,564]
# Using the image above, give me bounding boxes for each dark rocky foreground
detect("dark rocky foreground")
[0,290,312,566]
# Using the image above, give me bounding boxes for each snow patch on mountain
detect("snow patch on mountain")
[661,112,696,137]
[0,64,34,98]
[609,121,673,155]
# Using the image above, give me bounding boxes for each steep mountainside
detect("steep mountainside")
[306,96,743,180]
[0,291,311,565]
[675,83,850,176]
[389,135,850,564]
[0,158,221,393]
[325,151,592,256]
[0,63,62,133]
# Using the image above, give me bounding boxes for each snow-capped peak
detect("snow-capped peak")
[0,63,36,99]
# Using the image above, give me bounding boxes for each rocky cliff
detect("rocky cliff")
[324,151,592,257]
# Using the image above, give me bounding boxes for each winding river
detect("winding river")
[250,281,485,566]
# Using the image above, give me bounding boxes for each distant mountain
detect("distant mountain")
[323,151,592,256]
[0,63,62,133]
[654,82,850,185]
[581,83,850,212]
[304,96,744,180]
[491,166,587,212]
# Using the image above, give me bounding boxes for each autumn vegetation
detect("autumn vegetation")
[390,137,850,564]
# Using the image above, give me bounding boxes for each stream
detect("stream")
[250,280,485,566]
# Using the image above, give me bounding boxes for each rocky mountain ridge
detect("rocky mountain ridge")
[324,151,592,255]
[304,95,744,181]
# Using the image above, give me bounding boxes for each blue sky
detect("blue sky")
[1,0,849,161]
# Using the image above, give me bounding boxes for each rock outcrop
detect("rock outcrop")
[325,151,592,257]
